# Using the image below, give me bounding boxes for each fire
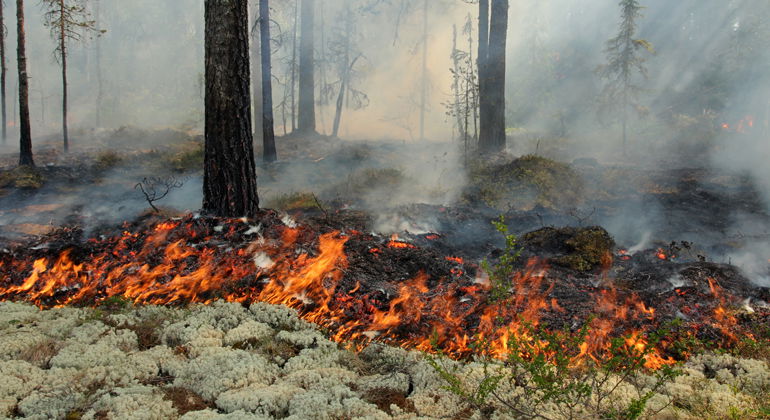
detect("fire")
[445,256,464,264]
[387,234,416,249]
[0,216,746,370]
[656,248,668,260]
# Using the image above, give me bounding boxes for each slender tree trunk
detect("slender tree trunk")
[419,0,428,141]
[290,0,297,132]
[94,0,102,127]
[0,0,7,144]
[260,0,276,162]
[203,0,259,217]
[622,91,628,155]
[16,0,32,166]
[469,22,478,144]
[60,0,68,152]
[477,0,490,151]
[249,3,261,140]
[331,9,351,138]
[451,24,463,142]
[479,0,508,153]
[316,0,326,134]
[297,0,315,133]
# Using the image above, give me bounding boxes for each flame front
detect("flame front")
[0,217,740,369]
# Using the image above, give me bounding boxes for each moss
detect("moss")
[0,166,45,189]
[93,150,123,170]
[466,155,583,210]
[96,295,134,313]
[524,226,615,272]
[163,141,204,172]
[162,387,211,414]
[360,387,416,415]
[265,192,320,211]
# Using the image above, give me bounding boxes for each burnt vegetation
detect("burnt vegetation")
[0,0,769,418]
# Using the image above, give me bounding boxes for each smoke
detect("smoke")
[0,0,769,280]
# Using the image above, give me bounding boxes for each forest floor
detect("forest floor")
[0,128,769,419]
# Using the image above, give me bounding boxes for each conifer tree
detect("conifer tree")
[598,0,654,154]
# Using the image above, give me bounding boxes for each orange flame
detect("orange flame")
[0,218,725,370]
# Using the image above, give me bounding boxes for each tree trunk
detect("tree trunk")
[331,8,351,138]
[419,0,428,141]
[451,24,463,142]
[203,0,259,217]
[477,0,490,151]
[297,0,315,133]
[249,2,261,140]
[0,0,7,144]
[259,0,276,162]
[290,0,297,132]
[479,0,507,153]
[95,0,102,127]
[16,0,32,166]
[60,0,69,152]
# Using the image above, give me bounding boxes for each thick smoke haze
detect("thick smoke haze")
[0,0,769,283]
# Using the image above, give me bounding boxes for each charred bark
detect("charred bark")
[259,0,276,162]
[16,0,32,166]
[203,0,259,217]
[478,0,507,154]
[0,0,7,144]
[297,0,315,133]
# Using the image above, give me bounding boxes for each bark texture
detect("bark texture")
[478,0,508,153]
[203,0,259,216]
[259,0,276,162]
[16,0,33,166]
[297,0,315,133]
[1,0,7,144]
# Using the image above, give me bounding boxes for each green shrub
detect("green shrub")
[429,322,681,420]
[481,215,522,302]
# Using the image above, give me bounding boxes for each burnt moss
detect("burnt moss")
[523,226,614,272]
[360,387,416,415]
[465,155,583,211]
[0,166,45,190]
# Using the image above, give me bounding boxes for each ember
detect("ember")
[2,213,761,370]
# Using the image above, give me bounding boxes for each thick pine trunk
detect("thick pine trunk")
[16,0,32,166]
[203,0,259,217]
[479,0,508,153]
[259,0,276,162]
[297,0,315,133]
[0,0,6,144]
